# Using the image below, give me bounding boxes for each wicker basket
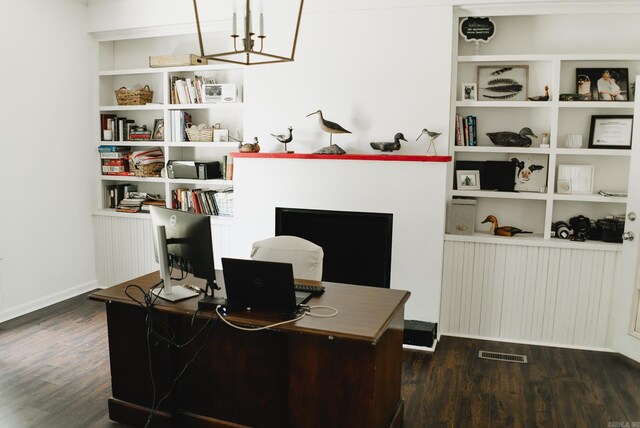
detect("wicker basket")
[115,85,153,106]
[129,159,164,177]
[186,126,214,142]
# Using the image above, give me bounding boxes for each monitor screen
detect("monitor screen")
[150,206,216,287]
[275,207,393,288]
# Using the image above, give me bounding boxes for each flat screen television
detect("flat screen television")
[275,207,393,288]
[150,206,217,301]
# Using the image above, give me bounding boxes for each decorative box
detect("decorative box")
[149,54,207,68]
[447,199,476,235]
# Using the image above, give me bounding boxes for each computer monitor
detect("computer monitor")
[275,207,393,288]
[150,206,217,301]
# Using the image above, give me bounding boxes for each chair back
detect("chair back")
[250,235,324,281]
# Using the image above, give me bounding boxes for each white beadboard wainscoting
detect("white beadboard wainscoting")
[440,238,621,349]
[92,212,235,288]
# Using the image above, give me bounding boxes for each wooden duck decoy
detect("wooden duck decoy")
[271,126,293,153]
[238,137,260,153]
[481,215,532,237]
[487,127,538,147]
[370,132,407,152]
[528,85,550,101]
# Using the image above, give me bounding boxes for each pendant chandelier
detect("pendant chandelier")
[192,0,304,66]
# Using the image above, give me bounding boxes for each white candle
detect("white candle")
[247,11,252,34]
[259,13,264,36]
[232,12,237,35]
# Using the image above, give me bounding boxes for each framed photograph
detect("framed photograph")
[588,115,633,149]
[576,68,629,101]
[456,170,481,190]
[213,128,229,142]
[557,165,595,195]
[477,65,528,101]
[152,119,164,141]
[462,83,477,101]
[509,154,548,193]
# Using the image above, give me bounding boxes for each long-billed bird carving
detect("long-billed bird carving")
[306,110,351,145]
[271,126,293,153]
[416,128,442,155]
[481,215,532,237]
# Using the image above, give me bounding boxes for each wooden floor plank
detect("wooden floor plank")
[1,293,640,427]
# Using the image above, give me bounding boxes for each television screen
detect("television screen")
[275,207,393,288]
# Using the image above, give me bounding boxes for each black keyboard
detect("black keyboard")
[294,283,325,296]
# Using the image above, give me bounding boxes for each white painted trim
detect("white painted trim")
[442,332,615,353]
[403,340,438,353]
[0,280,99,324]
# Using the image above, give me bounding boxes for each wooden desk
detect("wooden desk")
[89,271,410,428]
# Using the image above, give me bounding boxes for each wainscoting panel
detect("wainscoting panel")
[93,214,235,288]
[441,240,621,348]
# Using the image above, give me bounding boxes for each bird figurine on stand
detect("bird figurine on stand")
[416,128,442,155]
[238,137,260,153]
[528,85,550,101]
[271,126,294,153]
[481,215,532,237]
[306,110,350,155]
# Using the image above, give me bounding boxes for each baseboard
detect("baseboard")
[403,339,438,353]
[441,332,615,353]
[0,279,99,324]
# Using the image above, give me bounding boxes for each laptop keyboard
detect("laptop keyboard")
[294,283,325,296]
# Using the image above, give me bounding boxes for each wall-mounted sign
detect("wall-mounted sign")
[459,17,496,43]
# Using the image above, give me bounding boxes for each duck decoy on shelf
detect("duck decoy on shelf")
[238,137,260,153]
[307,109,350,154]
[481,215,533,237]
[271,126,294,153]
[370,132,407,152]
[416,128,442,155]
[487,127,538,147]
[528,85,550,101]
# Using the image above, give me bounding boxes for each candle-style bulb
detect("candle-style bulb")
[259,13,264,37]
[232,12,237,35]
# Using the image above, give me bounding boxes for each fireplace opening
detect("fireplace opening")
[275,207,393,288]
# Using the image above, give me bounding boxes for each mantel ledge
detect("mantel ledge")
[231,152,451,163]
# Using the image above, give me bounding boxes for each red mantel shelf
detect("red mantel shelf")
[231,152,451,162]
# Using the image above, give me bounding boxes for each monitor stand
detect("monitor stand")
[151,285,199,302]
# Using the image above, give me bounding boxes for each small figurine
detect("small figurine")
[238,137,260,153]
[271,126,294,153]
[416,128,442,155]
[528,85,550,101]
[481,215,532,237]
[370,132,407,152]
[307,109,351,154]
[487,127,538,147]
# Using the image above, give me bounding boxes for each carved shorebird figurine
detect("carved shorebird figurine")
[487,127,538,147]
[271,126,293,153]
[481,215,532,237]
[306,110,351,145]
[416,128,442,155]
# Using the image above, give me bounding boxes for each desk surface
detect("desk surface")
[89,271,410,343]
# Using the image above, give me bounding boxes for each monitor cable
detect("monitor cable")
[214,304,338,332]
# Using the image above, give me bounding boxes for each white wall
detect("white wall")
[0,0,98,322]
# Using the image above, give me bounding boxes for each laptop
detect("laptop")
[220,257,313,316]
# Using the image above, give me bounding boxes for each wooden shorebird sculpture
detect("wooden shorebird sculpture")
[481,215,532,237]
[306,110,351,154]
[416,128,442,155]
[271,126,293,153]
[487,127,538,147]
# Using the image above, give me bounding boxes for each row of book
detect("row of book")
[100,145,133,176]
[170,110,193,142]
[172,188,232,216]
[222,155,234,181]
[170,75,213,105]
[455,114,478,146]
[101,114,153,141]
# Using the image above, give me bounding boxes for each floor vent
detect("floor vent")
[478,350,528,363]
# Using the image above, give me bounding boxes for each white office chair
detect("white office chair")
[250,235,324,281]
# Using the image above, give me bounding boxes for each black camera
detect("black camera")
[569,215,591,241]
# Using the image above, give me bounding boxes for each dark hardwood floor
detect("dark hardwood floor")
[1,291,639,427]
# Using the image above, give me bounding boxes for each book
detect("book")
[99,145,131,153]
[100,152,129,159]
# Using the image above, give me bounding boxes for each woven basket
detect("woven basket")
[115,85,153,106]
[186,126,214,142]
[129,160,164,177]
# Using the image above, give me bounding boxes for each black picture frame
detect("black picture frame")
[576,68,629,101]
[588,115,633,149]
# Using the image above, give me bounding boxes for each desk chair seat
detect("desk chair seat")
[250,235,324,281]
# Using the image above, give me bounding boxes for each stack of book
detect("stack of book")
[172,188,224,215]
[222,155,234,180]
[455,114,478,146]
[105,183,137,209]
[170,110,193,142]
[100,145,133,176]
[116,197,146,213]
